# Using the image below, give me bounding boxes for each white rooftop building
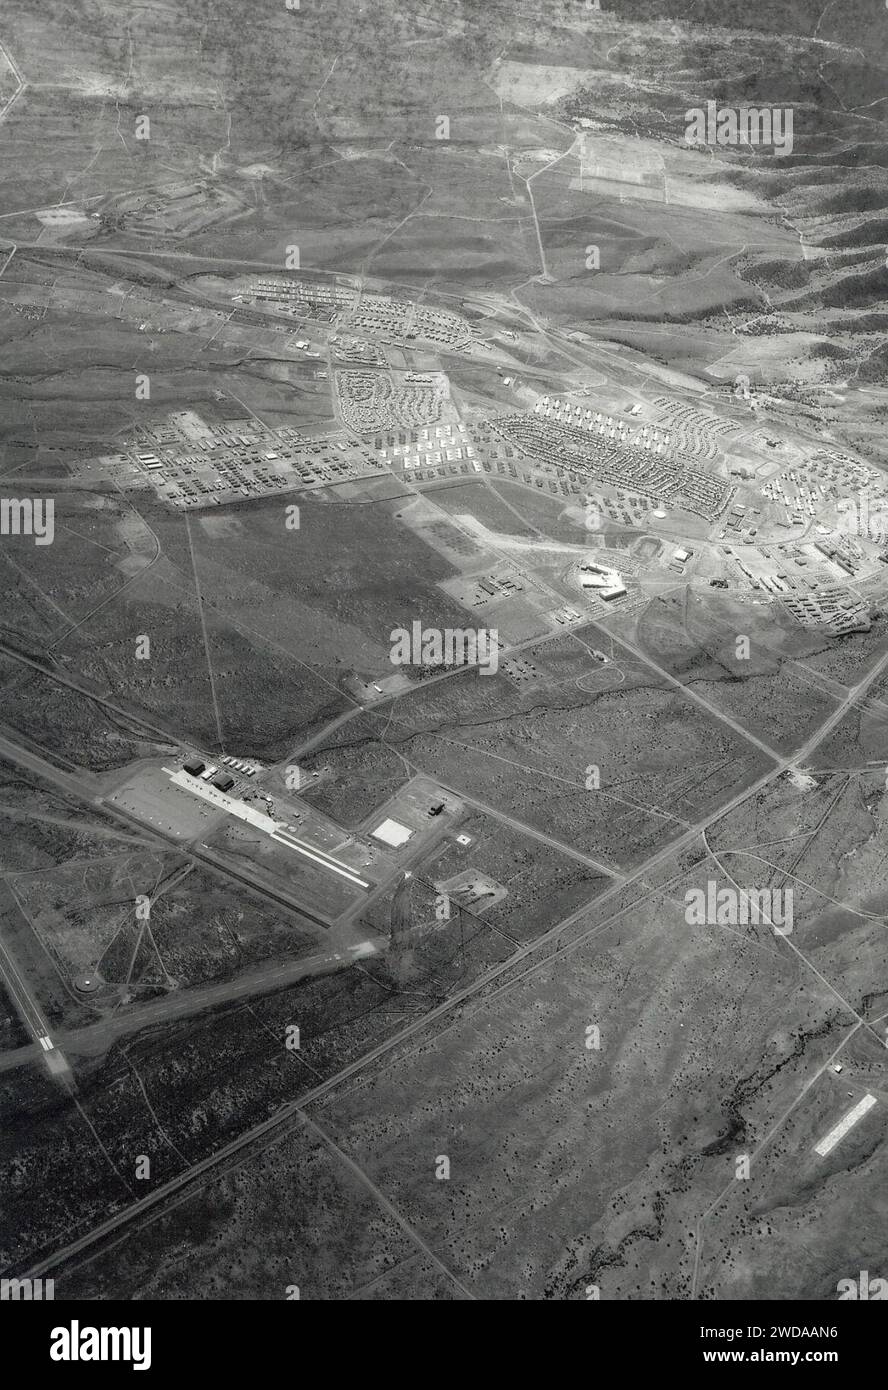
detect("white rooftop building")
[372,818,413,848]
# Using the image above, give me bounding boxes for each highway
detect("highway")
[5,176,888,1301]
[0,228,883,1270]
[21,635,888,1283]
[1,377,885,1286]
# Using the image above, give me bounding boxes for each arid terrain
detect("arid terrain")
[0,0,887,1307]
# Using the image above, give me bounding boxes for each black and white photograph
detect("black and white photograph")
[0,0,887,1351]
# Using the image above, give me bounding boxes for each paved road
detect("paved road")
[2,359,885,1277]
[24,638,888,1283]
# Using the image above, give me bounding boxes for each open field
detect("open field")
[53,814,888,1300]
[0,0,887,1315]
[303,633,774,870]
